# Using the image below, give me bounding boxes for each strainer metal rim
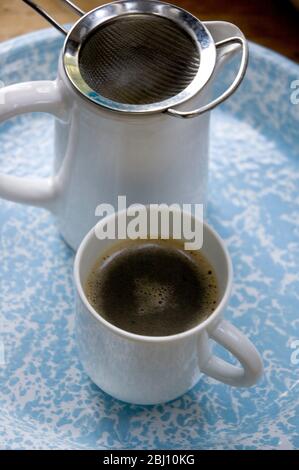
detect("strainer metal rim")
[62,0,217,114]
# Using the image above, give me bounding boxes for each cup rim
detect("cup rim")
[74,209,233,343]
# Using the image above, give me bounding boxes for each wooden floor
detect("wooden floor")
[0,0,298,62]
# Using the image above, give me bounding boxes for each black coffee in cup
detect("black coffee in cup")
[85,239,219,336]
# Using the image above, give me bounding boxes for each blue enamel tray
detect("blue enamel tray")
[0,29,298,450]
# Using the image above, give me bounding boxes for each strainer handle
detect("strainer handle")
[166,36,248,119]
[22,1,85,36]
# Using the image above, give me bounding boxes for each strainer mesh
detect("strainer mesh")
[78,14,200,105]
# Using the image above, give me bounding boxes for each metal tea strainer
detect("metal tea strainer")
[22,0,248,118]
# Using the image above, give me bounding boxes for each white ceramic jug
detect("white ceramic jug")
[0,1,248,249]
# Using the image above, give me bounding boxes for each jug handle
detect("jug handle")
[0,80,64,210]
[166,35,248,119]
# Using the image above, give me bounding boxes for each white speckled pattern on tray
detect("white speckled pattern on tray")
[0,29,299,449]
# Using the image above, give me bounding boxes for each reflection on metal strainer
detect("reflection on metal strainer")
[78,15,200,105]
[22,0,248,117]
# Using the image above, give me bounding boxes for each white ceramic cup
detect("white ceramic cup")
[74,209,263,404]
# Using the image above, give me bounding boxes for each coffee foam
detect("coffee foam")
[85,239,218,336]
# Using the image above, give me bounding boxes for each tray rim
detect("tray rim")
[0,27,299,451]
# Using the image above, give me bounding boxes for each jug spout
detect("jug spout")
[166,21,248,119]
[204,21,247,69]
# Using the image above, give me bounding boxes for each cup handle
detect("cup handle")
[0,80,64,210]
[201,319,263,387]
